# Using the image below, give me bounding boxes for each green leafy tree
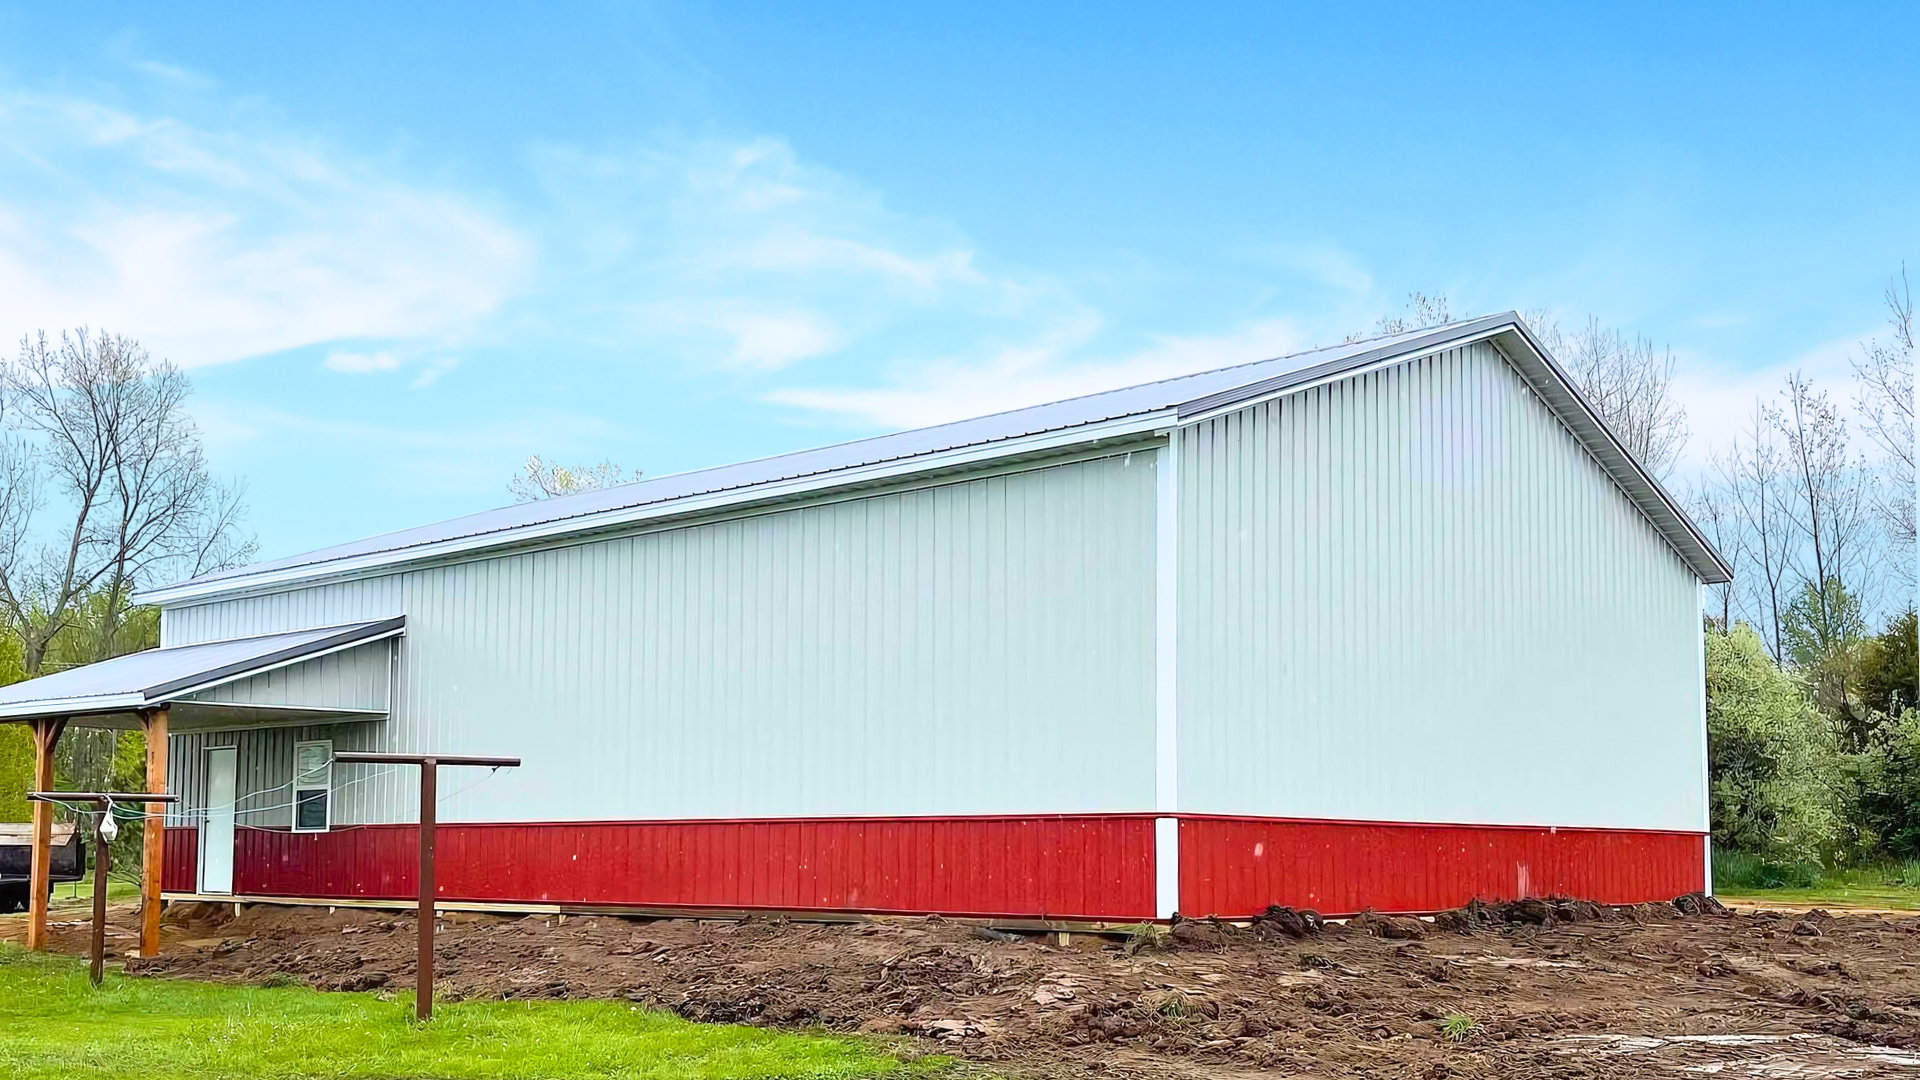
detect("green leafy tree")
[1782,578,1876,752]
[1706,623,1842,862]
[0,633,25,822]
[1859,608,1918,720]
[1852,708,1920,859]
[1782,577,1867,668]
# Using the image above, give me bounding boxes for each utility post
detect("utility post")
[26,791,178,986]
[332,752,519,1021]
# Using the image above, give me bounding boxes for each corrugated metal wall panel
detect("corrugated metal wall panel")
[403,451,1156,823]
[1178,816,1705,917]
[165,451,1157,825]
[181,640,392,712]
[1176,342,1704,832]
[162,576,405,647]
[228,815,1157,920]
[162,827,198,892]
[165,721,386,829]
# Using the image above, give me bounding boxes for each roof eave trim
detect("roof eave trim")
[135,412,1177,607]
[0,694,148,720]
[143,618,407,700]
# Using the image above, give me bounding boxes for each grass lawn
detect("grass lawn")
[0,945,945,1080]
[50,878,142,906]
[1714,852,1920,912]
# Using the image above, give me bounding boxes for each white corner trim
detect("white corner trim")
[1154,436,1180,816]
[1154,816,1180,920]
[1698,588,1713,895]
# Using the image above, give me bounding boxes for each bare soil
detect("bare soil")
[14,894,1920,1078]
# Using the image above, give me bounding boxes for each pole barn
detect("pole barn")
[0,315,1731,931]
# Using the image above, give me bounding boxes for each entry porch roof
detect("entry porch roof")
[0,617,403,730]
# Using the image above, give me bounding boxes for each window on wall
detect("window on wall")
[292,740,333,833]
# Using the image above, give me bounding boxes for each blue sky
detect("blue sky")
[0,2,1913,561]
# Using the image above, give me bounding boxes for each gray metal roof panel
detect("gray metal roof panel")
[0,618,404,715]
[174,327,1451,589]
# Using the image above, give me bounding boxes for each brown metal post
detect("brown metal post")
[90,808,108,987]
[418,757,436,1022]
[26,718,66,952]
[140,706,169,958]
[331,751,516,1023]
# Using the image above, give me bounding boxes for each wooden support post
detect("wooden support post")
[140,706,169,958]
[26,717,66,952]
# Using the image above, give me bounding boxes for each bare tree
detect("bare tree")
[1712,401,1798,661]
[509,455,643,502]
[0,329,256,676]
[1532,316,1690,477]
[1346,292,1459,343]
[1774,371,1881,652]
[1853,265,1915,595]
[1687,478,1743,630]
[1352,297,1692,476]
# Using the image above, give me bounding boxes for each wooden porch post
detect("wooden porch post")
[25,717,67,952]
[140,706,169,958]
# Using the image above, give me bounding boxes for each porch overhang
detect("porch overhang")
[0,617,403,730]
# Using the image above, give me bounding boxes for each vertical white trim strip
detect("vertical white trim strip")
[1154,435,1181,919]
[1698,590,1713,896]
[1154,816,1180,920]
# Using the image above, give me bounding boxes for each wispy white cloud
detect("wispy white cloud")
[526,136,1051,377]
[0,73,1344,464]
[0,90,530,367]
[323,349,403,373]
[410,357,460,388]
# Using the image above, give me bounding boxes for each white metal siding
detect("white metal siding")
[166,721,384,828]
[1175,341,1704,832]
[164,452,1158,824]
[162,576,404,647]
[181,641,392,712]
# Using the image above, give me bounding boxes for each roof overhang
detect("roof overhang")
[0,617,404,727]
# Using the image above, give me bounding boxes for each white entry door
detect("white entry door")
[201,747,237,894]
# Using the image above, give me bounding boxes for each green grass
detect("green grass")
[1714,849,1920,910]
[50,878,142,905]
[0,944,944,1080]
[1441,1013,1481,1043]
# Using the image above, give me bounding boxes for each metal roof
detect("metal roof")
[0,618,405,721]
[138,314,1731,605]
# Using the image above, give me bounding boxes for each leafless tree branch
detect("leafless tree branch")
[0,328,255,674]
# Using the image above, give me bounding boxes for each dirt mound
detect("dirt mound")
[46,895,1905,1078]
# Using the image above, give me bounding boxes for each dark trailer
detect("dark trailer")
[0,823,85,913]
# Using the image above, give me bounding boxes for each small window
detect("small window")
[293,741,333,833]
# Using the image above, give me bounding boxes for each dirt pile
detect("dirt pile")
[31,895,1916,1078]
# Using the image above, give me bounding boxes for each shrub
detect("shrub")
[1706,624,1842,862]
[1712,847,1823,891]
[1853,708,1920,860]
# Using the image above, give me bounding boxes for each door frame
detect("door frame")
[200,746,237,894]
